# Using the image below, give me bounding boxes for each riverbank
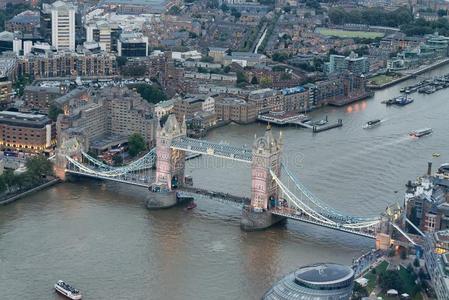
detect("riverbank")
[368,58,449,90]
[0,178,60,206]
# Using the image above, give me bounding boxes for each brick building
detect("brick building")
[0,111,56,154]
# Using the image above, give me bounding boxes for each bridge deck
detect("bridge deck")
[271,208,376,239]
[178,186,250,207]
[171,137,252,162]
[66,170,151,188]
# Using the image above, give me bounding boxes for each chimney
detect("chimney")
[427,162,432,176]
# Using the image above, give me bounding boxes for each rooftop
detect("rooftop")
[294,263,354,285]
[8,10,40,25]
[0,111,51,128]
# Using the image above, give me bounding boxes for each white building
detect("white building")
[51,1,76,51]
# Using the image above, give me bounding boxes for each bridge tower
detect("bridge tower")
[147,114,186,209]
[241,125,286,231]
[54,134,86,180]
[155,114,187,190]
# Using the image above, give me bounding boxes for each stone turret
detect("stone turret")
[241,125,285,231]
[250,124,282,210]
[154,114,186,191]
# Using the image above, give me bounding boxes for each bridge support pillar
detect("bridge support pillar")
[240,207,286,231]
[146,191,178,209]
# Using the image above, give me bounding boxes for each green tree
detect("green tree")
[116,56,128,67]
[351,282,368,300]
[48,104,63,122]
[379,270,403,293]
[236,71,247,84]
[25,155,53,181]
[112,154,123,166]
[230,8,241,19]
[128,133,146,157]
[250,76,258,84]
[127,83,167,104]
[413,257,420,268]
[168,5,181,15]
[221,3,229,12]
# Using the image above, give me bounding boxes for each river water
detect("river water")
[1,65,449,299]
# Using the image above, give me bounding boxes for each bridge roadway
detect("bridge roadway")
[271,207,377,239]
[177,186,250,207]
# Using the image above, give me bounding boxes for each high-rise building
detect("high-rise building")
[51,1,76,51]
[117,32,148,57]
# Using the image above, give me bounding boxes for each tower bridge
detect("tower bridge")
[56,114,415,247]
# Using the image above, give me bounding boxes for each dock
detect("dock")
[312,119,343,133]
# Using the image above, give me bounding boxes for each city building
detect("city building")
[57,87,156,152]
[6,10,40,34]
[154,99,175,119]
[117,32,148,57]
[0,111,56,155]
[17,51,117,79]
[325,52,370,75]
[223,52,267,67]
[405,163,449,233]
[85,20,122,53]
[281,86,310,112]
[23,85,68,113]
[423,230,449,300]
[247,88,283,114]
[214,96,257,124]
[263,263,355,299]
[50,1,76,51]
[0,31,14,54]
[173,95,205,121]
[208,47,229,63]
[0,81,13,105]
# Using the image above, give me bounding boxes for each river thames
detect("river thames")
[1,65,449,299]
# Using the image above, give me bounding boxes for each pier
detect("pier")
[257,112,343,133]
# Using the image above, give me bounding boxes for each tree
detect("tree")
[351,282,368,300]
[272,52,289,62]
[127,83,167,104]
[48,104,63,122]
[25,155,53,181]
[112,154,123,166]
[230,8,241,19]
[379,270,403,293]
[250,76,258,84]
[236,71,247,84]
[221,3,229,12]
[168,5,181,15]
[413,257,420,268]
[438,9,447,17]
[116,56,128,67]
[121,64,147,77]
[128,133,146,157]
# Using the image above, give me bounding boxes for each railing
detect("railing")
[171,137,252,162]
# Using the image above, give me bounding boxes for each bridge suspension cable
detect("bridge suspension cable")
[280,163,379,223]
[271,168,381,232]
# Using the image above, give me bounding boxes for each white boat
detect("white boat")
[363,119,382,129]
[409,128,433,138]
[54,280,82,300]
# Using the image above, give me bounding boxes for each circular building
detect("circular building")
[263,263,355,300]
